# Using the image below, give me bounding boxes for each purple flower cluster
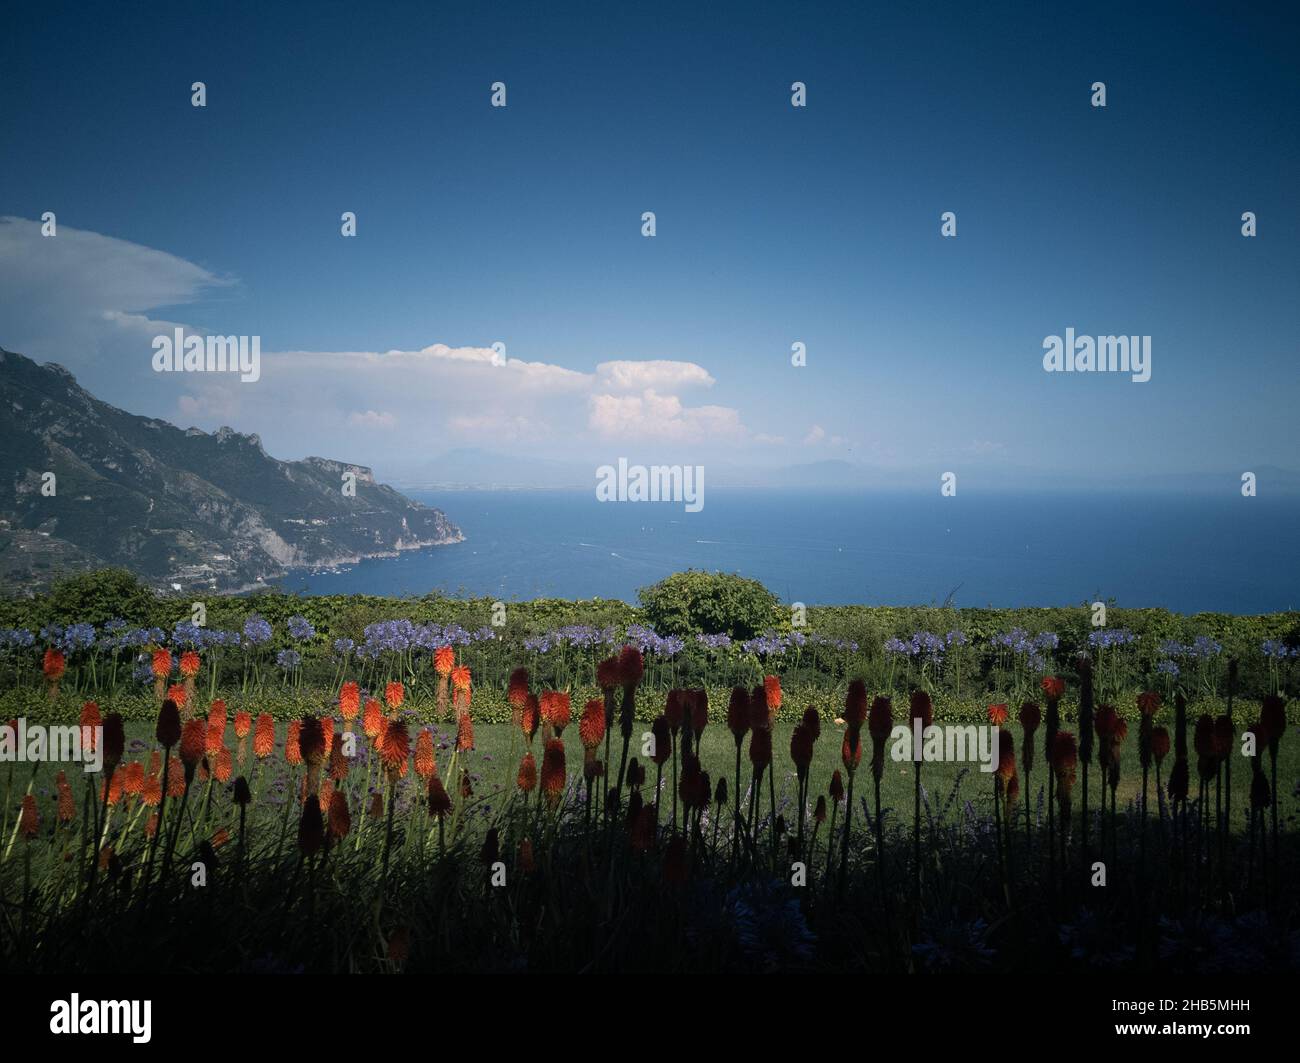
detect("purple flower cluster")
[357,619,494,661]
[523,624,618,653]
[1087,628,1137,650]
[38,622,97,652]
[1261,640,1299,660]
[243,616,274,646]
[625,624,685,658]
[884,632,947,664]
[168,620,241,650]
[0,628,36,650]
[1159,635,1221,660]
[743,631,857,656]
[287,615,316,642]
[275,648,302,670]
[696,632,733,650]
[992,627,1058,671]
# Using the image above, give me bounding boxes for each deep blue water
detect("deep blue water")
[278,489,1300,613]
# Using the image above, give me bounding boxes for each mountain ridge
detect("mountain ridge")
[0,347,462,594]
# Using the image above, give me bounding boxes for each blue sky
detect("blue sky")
[1,0,1297,485]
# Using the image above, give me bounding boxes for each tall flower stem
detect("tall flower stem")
[838,771,856,895]
[911,760,921,906]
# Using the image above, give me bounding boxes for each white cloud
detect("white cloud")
[588,389,745,442]
[0,216,228,362]
[0,218,753,465]
[803,425,827,445]
[595,360,714,392]
[346,410,397,429]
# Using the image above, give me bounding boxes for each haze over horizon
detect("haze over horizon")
[2,0,1297,492]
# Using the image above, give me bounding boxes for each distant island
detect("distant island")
[0,347,462,594]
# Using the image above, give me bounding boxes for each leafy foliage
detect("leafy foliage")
[638,570,781,640]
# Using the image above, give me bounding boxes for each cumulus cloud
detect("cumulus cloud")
[0,218,755,466]
[595,360,714,392]
[587,389,745,442]
[803,424,827,445]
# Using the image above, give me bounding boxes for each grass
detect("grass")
[25,714,1295,843]
[2,698,1296,974]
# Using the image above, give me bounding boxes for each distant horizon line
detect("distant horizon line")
[388,479,1300,496]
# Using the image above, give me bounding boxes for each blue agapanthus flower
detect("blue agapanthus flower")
[287,615,316,641]
[1088,628,1137,650]
[243,616,273,646]
[696,632,733,650]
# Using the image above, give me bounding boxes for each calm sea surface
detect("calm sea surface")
[278,488,1300,614]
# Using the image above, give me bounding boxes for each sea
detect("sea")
[277,488,1300,614]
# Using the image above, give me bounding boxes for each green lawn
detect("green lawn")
[13,714,1293,848]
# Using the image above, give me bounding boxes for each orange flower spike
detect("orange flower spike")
[457,710,475,752]
[381,721,410,777]
[507,667,530,707]
[764,675,783,717]
[43,648,66,680]
[166,759,186,797]
[520,694,540,744]
[57,783,76,822]
[253,714,275,759]
[385,681,405,710]
[434,645,455,677]
[233,711,252,739]
[541,739,567,807]
[79,701,102,751]
[19,794,40,839]
[214,746,233,783]
[517,752,537,792]
[167,684,188,709]
[285,720,302,766]
[123,761,145,796]
[101,771,124,807]
[362,699,382,739]
[141,773,162,807]
[451,664,472,694]
[415,730,436,780]
[578,699,606,750]
[541,690,571,734]
[338,680,361,721]
[151,648,173,679]
[179,719,206,769]
[988,703,1009,727]
[178,650,201,677]
[328,790,351,838]
[329,741,349,781]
